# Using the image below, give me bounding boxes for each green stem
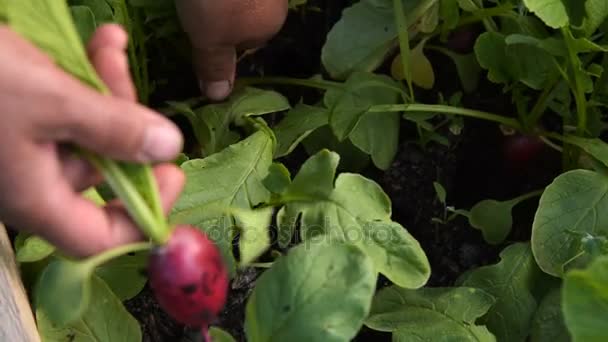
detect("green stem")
[393,0,415,101]
[249,262,274,269]
[82,153,169,245]
[457,4,516,28]
[527,75,561,129]
[368,104,522,130]
[561,27,588,136]
[509,189,545,205]
[84,242,153,269]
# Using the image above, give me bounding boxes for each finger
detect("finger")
[60,152,103,192]
[40,81,183,163]
[87,24,129,52]
[192,46,236,101]
[151,163,186,213]
[34,163,185,257]
[87,24,136,101]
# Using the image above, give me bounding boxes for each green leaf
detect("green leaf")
[273,104,328,158]
[392,39,436,89]
[468,199,515,245]
[5,0,106,90]
[170,87,289,155]
[563,255,608,342]
[233,207,273,266]
[324,71,401,169]
[562,135,608,168]
[69,5,96,43]
[433,181,447,204]
[37,275,142,342]
[579,0,608,36]
[532,169,608,277]
[475,31,517,84]
[170,131,274,274]
[325,71,401,140]
[279,150,431,289]
[70,0,114,23]
[530,287,571,342]
[208,327,237,342]
[321,0,437,79]
[365,286,496,341]
[475,31,557,89]
[35,258,93,325]
[15,235,55,263]
[94,251,147,301]
[244,241,377,342]
[522,0,572,29]
[263,163,292,195]
[459,242,542,342]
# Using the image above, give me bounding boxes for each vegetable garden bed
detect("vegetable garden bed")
[2,0,608,341]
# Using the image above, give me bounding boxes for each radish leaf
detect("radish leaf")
[563,255,608,342]
[365,286,496,341]
[277,150,430,288]
[245,241,376,342]
[532,169,608,277]
[37,275,142,342]
[458,242,542,342]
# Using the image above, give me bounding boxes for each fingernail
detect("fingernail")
[140,123,183,162]
[200,80,232,101]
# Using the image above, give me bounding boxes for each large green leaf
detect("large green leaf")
[278,150,431,289]
[37,275,142,342]
[244,241,376,342]
[563,255,608,342]
[321,0,438,79]
[170,131,274,273]
[530,287,570,342]
[532,169,608,277]
[365,286,496,341]
[458,242,542,342]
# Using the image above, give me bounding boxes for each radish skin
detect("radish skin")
[148,225,229,329]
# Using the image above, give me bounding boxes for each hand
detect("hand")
[175,0,288,101]
[0,24,185,258]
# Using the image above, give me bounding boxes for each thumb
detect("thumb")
[193,46,237,101]
[45,82,183,163]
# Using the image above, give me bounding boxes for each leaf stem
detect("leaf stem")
[81,152,170,245]
[561,27,588,136]
[457,4,516,28]
[393,0,415,101]
[83,242,153,269]
[368,104,522,130]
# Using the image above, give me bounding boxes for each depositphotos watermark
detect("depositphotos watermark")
[194,216,403,248]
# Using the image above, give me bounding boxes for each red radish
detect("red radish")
[148,225,229,332]
[502,134,545,169]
